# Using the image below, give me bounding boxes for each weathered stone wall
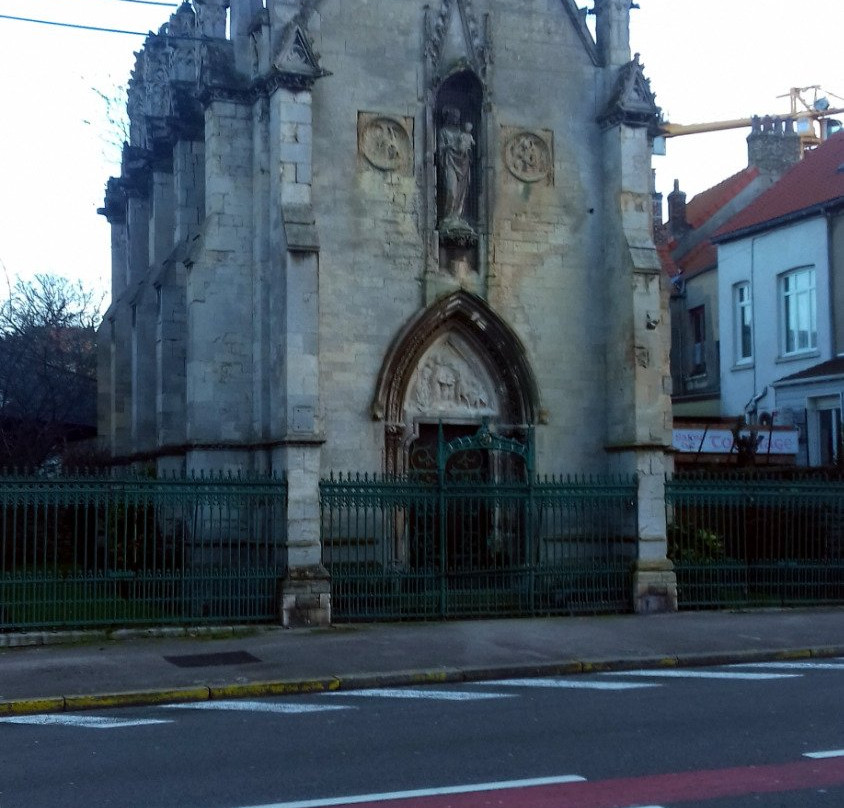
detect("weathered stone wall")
[185,101,256,451]
[486,1,607,471]
[311,0,611,474]
[311,1,426,473]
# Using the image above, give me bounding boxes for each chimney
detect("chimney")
[747,116,802,178]
[667,179,689,240]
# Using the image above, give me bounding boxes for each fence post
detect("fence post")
[276,444,331,627]
[631,451,677,613]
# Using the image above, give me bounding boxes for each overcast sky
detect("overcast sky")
[0,0,841,301]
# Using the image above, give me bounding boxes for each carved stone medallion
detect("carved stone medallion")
[358,114,414,174]
[503,130,553,184]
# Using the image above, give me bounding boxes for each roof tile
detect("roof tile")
[716,130,844,239]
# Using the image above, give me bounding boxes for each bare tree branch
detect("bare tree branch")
[0,275,102,469]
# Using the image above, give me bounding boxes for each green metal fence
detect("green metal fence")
[321,472,638,621]
[0,472,286,630]
[666,473,844,609]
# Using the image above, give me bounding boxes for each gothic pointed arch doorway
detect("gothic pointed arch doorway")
[372,292,540,597]
[373,290,540,474]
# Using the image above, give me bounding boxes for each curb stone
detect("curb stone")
[3,645,844,719]
[0,624,281,648]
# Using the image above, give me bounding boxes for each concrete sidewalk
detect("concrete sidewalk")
[2,609,844,715]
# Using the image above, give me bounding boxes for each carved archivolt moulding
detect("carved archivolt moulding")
[502,129,554,184]
[358,113,414,174]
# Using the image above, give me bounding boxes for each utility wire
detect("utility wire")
[107,0,178,6]
[0,13,151,36]
[0,13,204,40]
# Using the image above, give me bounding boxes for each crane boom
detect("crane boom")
[660,107,844,139]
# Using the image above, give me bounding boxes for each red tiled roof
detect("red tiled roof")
[658,167,760,280]
[677,240,716,276]
[657,242,679,277]
[716,130,844,240]
[684,166,760,230]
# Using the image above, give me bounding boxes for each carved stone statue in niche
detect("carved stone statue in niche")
[437,106,477,245]
[438,107,474,224]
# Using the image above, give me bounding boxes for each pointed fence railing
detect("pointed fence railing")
[665,471,844,608]
[320,471,639,620]
[0,470,287,630]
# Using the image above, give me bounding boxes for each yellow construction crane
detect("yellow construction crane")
[658,86,844,152]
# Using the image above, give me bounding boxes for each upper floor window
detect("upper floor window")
[780,267,816,355]
[689,305,706,376]
[734,282,752,363]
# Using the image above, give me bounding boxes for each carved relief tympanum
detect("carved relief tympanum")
[406,334,498,419]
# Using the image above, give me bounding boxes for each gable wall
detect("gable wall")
[311,0,610,473]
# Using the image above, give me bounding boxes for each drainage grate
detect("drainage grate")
[163,650,261,668]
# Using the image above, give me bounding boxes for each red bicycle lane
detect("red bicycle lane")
[267,754,844,808]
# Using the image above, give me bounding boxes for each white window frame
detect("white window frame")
[733,282,753,364]
[807,395,842,467]
[780,267,817,356]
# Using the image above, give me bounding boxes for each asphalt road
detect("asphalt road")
[2,658,844,808]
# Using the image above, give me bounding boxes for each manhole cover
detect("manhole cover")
[163,650,261,668]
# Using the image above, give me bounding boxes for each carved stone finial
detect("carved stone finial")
[425,0,489,80]
[597,55,660,132]
[270,20,329,88]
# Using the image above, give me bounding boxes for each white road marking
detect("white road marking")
[232,774,587,808]
[167,701,354,714]
[602,670,801,680]
[728,660,844,671]
[0,714,172,729]
[804,749,844,759]
[325,688,515,701]
[472,678,662,691]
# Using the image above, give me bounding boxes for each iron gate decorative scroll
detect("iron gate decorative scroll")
[321,422,638,620]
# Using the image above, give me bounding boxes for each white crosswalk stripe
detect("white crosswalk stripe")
[326,688,515,701]
[727,660,844,671]
[167,700,355,714]
[472,678,661,691]
[601,670,801,680]
[0,714,172,729]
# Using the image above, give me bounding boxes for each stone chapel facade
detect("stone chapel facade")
[99,0,674,624]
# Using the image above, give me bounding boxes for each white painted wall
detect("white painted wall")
[718,216,832,419]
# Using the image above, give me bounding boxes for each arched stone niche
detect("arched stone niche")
[373,291,539,472]
[435,70,483,241]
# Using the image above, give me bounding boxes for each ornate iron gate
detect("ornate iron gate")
[321,422,637,620]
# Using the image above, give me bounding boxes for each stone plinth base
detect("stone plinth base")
[280,565,331,627]
[632,560,678,614]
